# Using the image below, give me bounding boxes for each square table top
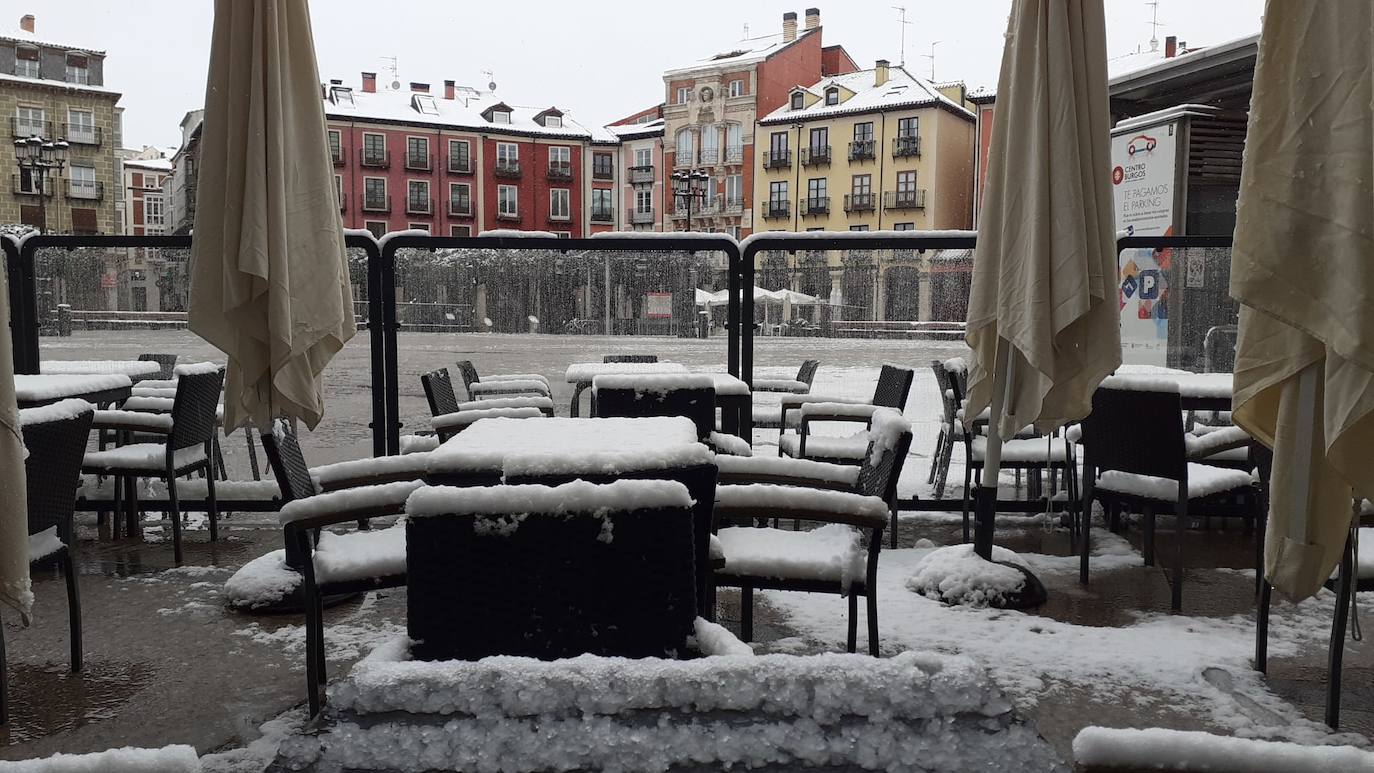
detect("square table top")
[15,373,133,405]
[41,360,161,378]
[428,416,710,477]
[1110,370,1233,399]
[564,362,688,383]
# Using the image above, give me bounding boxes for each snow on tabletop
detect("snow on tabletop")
[1097,463,1252,501]
[429,416,701,471]
[477,228,559,239]
[277,480,424,525]
[40,360,161,376]
[406,479,692,520]
[222,549,301,609]
[704,373,751,395]
[591,373,715,393]
[1172,372,1236,399]
[751,378,808,392]
[469,379,548,394]
[455,395,552,412]
[1072,726,1374,772]
[715,484,888,520]
[431,406,543,432]
[310,453,432,488]
[778,433,867,460]
[690,617,753,657]
[799,401,879,419]
[717,524,865,587]
[313,523,407,584]
[13,374,130,401]
[172,361,222,377]
[81,443,206,471]
[1101,374,1182,393]
[376,228,432,251]
[120,395,174,412]
[91,409,172,432]
[28,526,65,562]
[0,744,201,772]
[715,455,859,487]
[18,398,92,426]
[398,434,440,454]
[907,545,1029,607]
[563,361,688,382]
[480,373,550,386]
[501,443,713,478]
[706,431,753,457]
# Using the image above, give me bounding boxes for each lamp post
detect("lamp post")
[14,134,68,233]
[671,168,710,232]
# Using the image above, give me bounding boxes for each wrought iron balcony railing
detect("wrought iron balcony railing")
[800,146,831,166]
[359,148,390,169]
[848,140,876,162]
[892,135,922,158]
[763,150,791,169]
[629,165,654,184]
[763,200,791,219]
[843,193,875,212]
[800,196,829,216]
[883,189,927,210]
[494,161,522,178]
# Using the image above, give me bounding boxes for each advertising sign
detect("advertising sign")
[100,272,117,289]
[1111,120,1178,365]
[645,292,673,319]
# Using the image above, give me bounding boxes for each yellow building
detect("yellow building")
[754,61,975,322]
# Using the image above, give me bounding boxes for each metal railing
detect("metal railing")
[406,197,433,215]
[405,153,432,172]
[448,198,472,216]
[699,149,719,165]
[631,209,654,224]
[362,193,391,213]
[883,190,927,210]
[720,197,744,214]
[65,179,102,200]
[63,123,101,146]
[10,117,51,138]
[892,136,921,158]
[359,148,390,169]
[848,140,876,162]
[724,146,744,164]
[800,146,831,166]
[331,149,345,167]
[800,196,829,216]
[763,150,791,169]
[547,162,573,181]
[593,164,615,181]
[447,155,472,174]
[496,209,520,221]
[494,160,522,178]
[762,200,790,219]
[843,193,875,212]
[591,206,614,223]
[629,165,654,184]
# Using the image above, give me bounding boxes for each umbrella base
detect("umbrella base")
[906,544,1049,609]
[987,561,1048,610]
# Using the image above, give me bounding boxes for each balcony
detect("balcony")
[673,153,694,169]
[591,206,614,223]
[883,189,927,210]
[11,175,49,196]
[447,155,472,174]
[800,196,829,216]
[338,194,346,213]
[10,117,51,138]
[762,200,790,220]
[593,164,614,181]
[448,198,472,217]
[494,160,522,179]
[405,153,432,172]
[63,123,101,146]
[848,140,876,162]
[331,149,345,167]
[631,209,654,225]
[843,193,875,213]
[892,135,922,158]
[763,150,791,169]
[361,193,391,213]
[720,197,744,214]
[629,165,654,184]
[547,162,573,181]
[496,209,520,222]
[65,179,102,200]
[800,146,831,166]
[699,148,718,165]
[406,197,433,215]
[359,148,390,169]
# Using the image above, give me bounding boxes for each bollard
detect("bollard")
[56,304,71,337]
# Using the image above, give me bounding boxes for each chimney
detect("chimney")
[1164,35,1177,58]
[804,8,820,30]
[444,80,455,100]
[874,59,889,87]
[329,79,342,85]
[782,11,797,42]
[361,72,376,93]
[410,82,430,93]
[19,14,33,33]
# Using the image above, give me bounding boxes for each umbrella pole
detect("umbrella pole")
[974,338,1014,560]
[1284,363,1321,549]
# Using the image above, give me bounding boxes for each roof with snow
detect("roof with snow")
[604,117,665,141]
[758,65,973,125]
[1108,32,1258,85]
[123,157,173,172]
[665,29,816,76]
[0,70,118,98]
[322,84,597,140]
[0,25,104,54]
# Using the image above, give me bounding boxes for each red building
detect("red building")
[324,74,611,238]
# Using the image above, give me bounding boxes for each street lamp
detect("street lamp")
[671,168,710,232]
[14,133,68,233]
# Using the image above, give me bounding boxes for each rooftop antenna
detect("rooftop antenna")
[922,41,941,81]
[482,69,497,92]
[892,6,912,66]
[381,56,400,90]
[742,22,749,39]
[1147,0,1161,52]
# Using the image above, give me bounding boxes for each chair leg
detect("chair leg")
[212,436,227,481]
[740,586,754,642]
[1142,506,1156,567]
[304,581,322,716]
[1326,533,1356,730]
[1171,498,1187,613]
[1,607,7,726]
[61,551,82,673]
[245,430,262,481]
[124,475,138,540]
[866,589,879,657]
[1255,580,1272,673]
[167,474,183,566]
[927,428,944,484]
[204,459,219,543]
[961,464,974,544]
[846,591,858,654]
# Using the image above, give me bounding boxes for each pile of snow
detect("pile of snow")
[707,431,752,457]
[398,434,440,454]
[1072,726,1374,771]
[906,545,1029,607]
[868,407,912,465]
[0,744,200,772]
[222,549,300,610]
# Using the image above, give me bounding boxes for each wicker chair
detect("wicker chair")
[1078,384,1261,613]
[926,360,963,498]
[603,354,659,363]
[454,360,551,401]
[1,401,96,726]
[593,381,716,440]
[137,353,179,381]
[713,418,913,655]
[775,364,914,460]
[82,367,224,565]
[420,368,462,418]
[750,360,822,430]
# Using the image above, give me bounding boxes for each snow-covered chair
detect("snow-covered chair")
[454,360,551,400]
[592,374,716,440]
[712,412,913,654]
[3,400,94,726]
[772,364,912,453]
[1079,381,1261,613]
[749,360,821,430]
[959,427,1079,545]
[136,352,179,380]
[926,359,963,498]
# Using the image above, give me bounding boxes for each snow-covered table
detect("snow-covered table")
[40,359,161,381]
[15,373,132,408]
[563,361,687,416]
[1108,372,1233,411]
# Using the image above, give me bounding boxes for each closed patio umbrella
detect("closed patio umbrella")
[1231,1,1374,600]
[188,0,355,431]
[0,266,30,622]
[960,0,1119,599]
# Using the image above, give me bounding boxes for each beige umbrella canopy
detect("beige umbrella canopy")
[188,0,355,431]
[1231,0,1374,600]
[0,265,30,621]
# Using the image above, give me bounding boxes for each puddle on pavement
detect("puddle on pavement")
[0,661,153,745]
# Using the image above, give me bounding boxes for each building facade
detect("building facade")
[605,105,664,232]
[0,14,119,234]
[660,8,856,238]
[165,108,202,235]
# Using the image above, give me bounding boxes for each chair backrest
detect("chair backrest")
[796,359,821,387]
[21,403,94,540]
[138,353,178,380]
[168,366,225,451]
[259,420,320,502]
[594,385,716,440]
[871,365,914,410]
[930,360,958,425]
[1081,385,1186,481]
[454,360,481,390]
[421,368,461,418]
[1202,325,1239,373]
[944,359,969,408]
[855,418,914,503]
[603,355,659,363]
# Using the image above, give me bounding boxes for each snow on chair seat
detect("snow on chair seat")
[1184,425,1251,458]
[311,524,407,585]
[716,455,860,489]
[469,378,550,397]
[2,744,201,773]
[778,432,868,461]
[969,436,1072,463]
[481,372,551,387]
[91,408,173,433]
[1096,463,1254,501]
[81,443,206,471]
[28,526,65,562]
[454,395,554,415]
[751,378,809,393]
[431,406,543,435]
[309,453,433,491]
[716,523,866,584]
[278,480,425,527]
[714,484,889,524]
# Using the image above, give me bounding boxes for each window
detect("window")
[406,137,429,170]
[853,122,874,143]
[825,87,839,106]
[15,46,38,78]
[365,221,388,239]
[497,142,519,166]
[790,91,804,110]
[362,133,386,165]
[450,225,471,237]
[498,184,518,217]
[448,182,471,215]
[849,225,870,232]
[544,114,562,128]
[448,139,471,172]
[549,188,570,220]
[807,178,827,200]
[554,232,572,239]
[896,170,917,194]
[635,188,653,213]
[145,193,165,229]
[769,131,788,155]
[593,152,613,179]
[727,79,744,98]
[334,174,342,207]
[492,110,511,124]
[69,164,98,200]
[852,174,872,196]
[700,125,719,162]
[768,181,788,205]
[408,223,430,232]
[725,174,743,207]
[407,180,430,213]
[727,225,741,240]
[893,222,915,231]
[549,146,571,177]
[413,95,439,116]
[725,123,743,162]
[363,177,387,210]
[17,167,42,194]
[897,117,919,138]
[675,129,693,163]
[809,127,828,152]
[702,175,717,207]
[634,148,652,168]
[676,86,690,104]
[15,106,44,137]
[592,188,613,219]
[328,129,342,162]
[65,54,89,85]
[67,109,95,144]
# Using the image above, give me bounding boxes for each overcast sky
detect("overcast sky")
[20,0,1264,150]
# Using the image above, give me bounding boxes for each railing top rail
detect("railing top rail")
[739,231,976,260]
[11,232,381,255]
[377,233,742,260]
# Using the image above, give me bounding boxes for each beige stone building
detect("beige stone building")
[0,14,120,234]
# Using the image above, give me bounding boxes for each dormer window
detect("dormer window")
[15,46,38,78]
[825,87,839,106]
[544,115,562,128]
[65,53,89,85]
[330,86,354,107]
[412,94,438,115]
[790,91,805,110]
[493,111,511,124]
[482,102,515,125]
